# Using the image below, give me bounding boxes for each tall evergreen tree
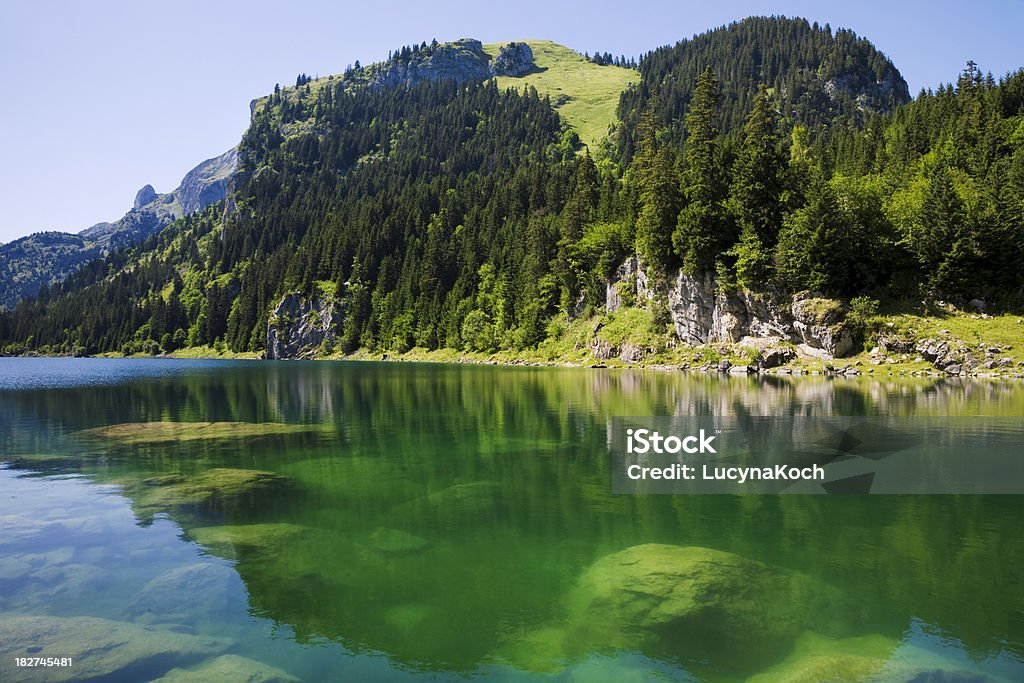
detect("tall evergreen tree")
[674,67,728,273]
[729,84,786,287]
[914,166,974,297]
[557,153,599,312]
[633,106,681,274]
[774,170,850,294]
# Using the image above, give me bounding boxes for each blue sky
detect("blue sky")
[0,0,1021,243]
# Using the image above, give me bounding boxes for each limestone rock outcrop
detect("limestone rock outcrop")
[266,292,341,359]
[134,184,158,209]
[606,257,854,358]
[367,39,535,91]
[490,42,535,76]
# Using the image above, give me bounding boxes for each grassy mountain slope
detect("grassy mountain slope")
[258,39,637,151]
[484,40,638,150]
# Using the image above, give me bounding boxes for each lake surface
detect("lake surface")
[1,357,1022,681]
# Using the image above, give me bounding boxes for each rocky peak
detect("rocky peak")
[368,38,488,90]
[490,42,534,77]
[366,39,535,91]
[133,184,158,209]
[176,148,239,215]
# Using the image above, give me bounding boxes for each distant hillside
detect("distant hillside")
[484,40,638,150]
[617,16,911,159]
[0,149,237,309]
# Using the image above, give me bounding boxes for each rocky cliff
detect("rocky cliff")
[266,293,342,359]
[607,257,854,359]
[0,148,238,309]
[366,40,534,91]
[176,148,239,215]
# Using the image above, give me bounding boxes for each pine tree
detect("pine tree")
[774,170,849,293]
[915,166,975,297]
[557,153,598,312]
[729,84,786,287]
[674,67,728,273]
[633,106,681,274]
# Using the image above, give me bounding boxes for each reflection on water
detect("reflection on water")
[0,358,1022,681]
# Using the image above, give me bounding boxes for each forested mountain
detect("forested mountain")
[1,19,1022,363]
[0,149,237,309]
[616,17,911,160]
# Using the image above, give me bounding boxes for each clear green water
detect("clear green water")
[0,358,1022,681]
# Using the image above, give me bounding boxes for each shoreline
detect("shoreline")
[5,347,1023,381]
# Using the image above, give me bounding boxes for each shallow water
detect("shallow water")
[0,358,1022,681]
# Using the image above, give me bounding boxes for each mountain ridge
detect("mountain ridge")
[3,17,1019,371]
[0,148,237,309]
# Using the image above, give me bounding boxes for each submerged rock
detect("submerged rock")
[0,614,231,682]
[564,544,843,658]
[1,453,84,471]
[190,523,310,555]
[367,527,431,555]
[128,563,243,624]
[0,556,33,582]
[0,548,74,583]
[383,603,440,633]
[746,631,896,682]
[119,468,293,517]
[424,481,501,511]
[0,515,63,547]
[78,421,319,445]
[390,481,502,534]
[150,654,299,683]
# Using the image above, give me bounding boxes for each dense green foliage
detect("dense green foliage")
[616,16,911,161]
[0,232,103,310]
[1,19,1022,358]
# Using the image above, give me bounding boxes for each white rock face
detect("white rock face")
[667,270,716,344]
[607,258,854,358]
[490,42,535,76]
[266,293,341,359]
